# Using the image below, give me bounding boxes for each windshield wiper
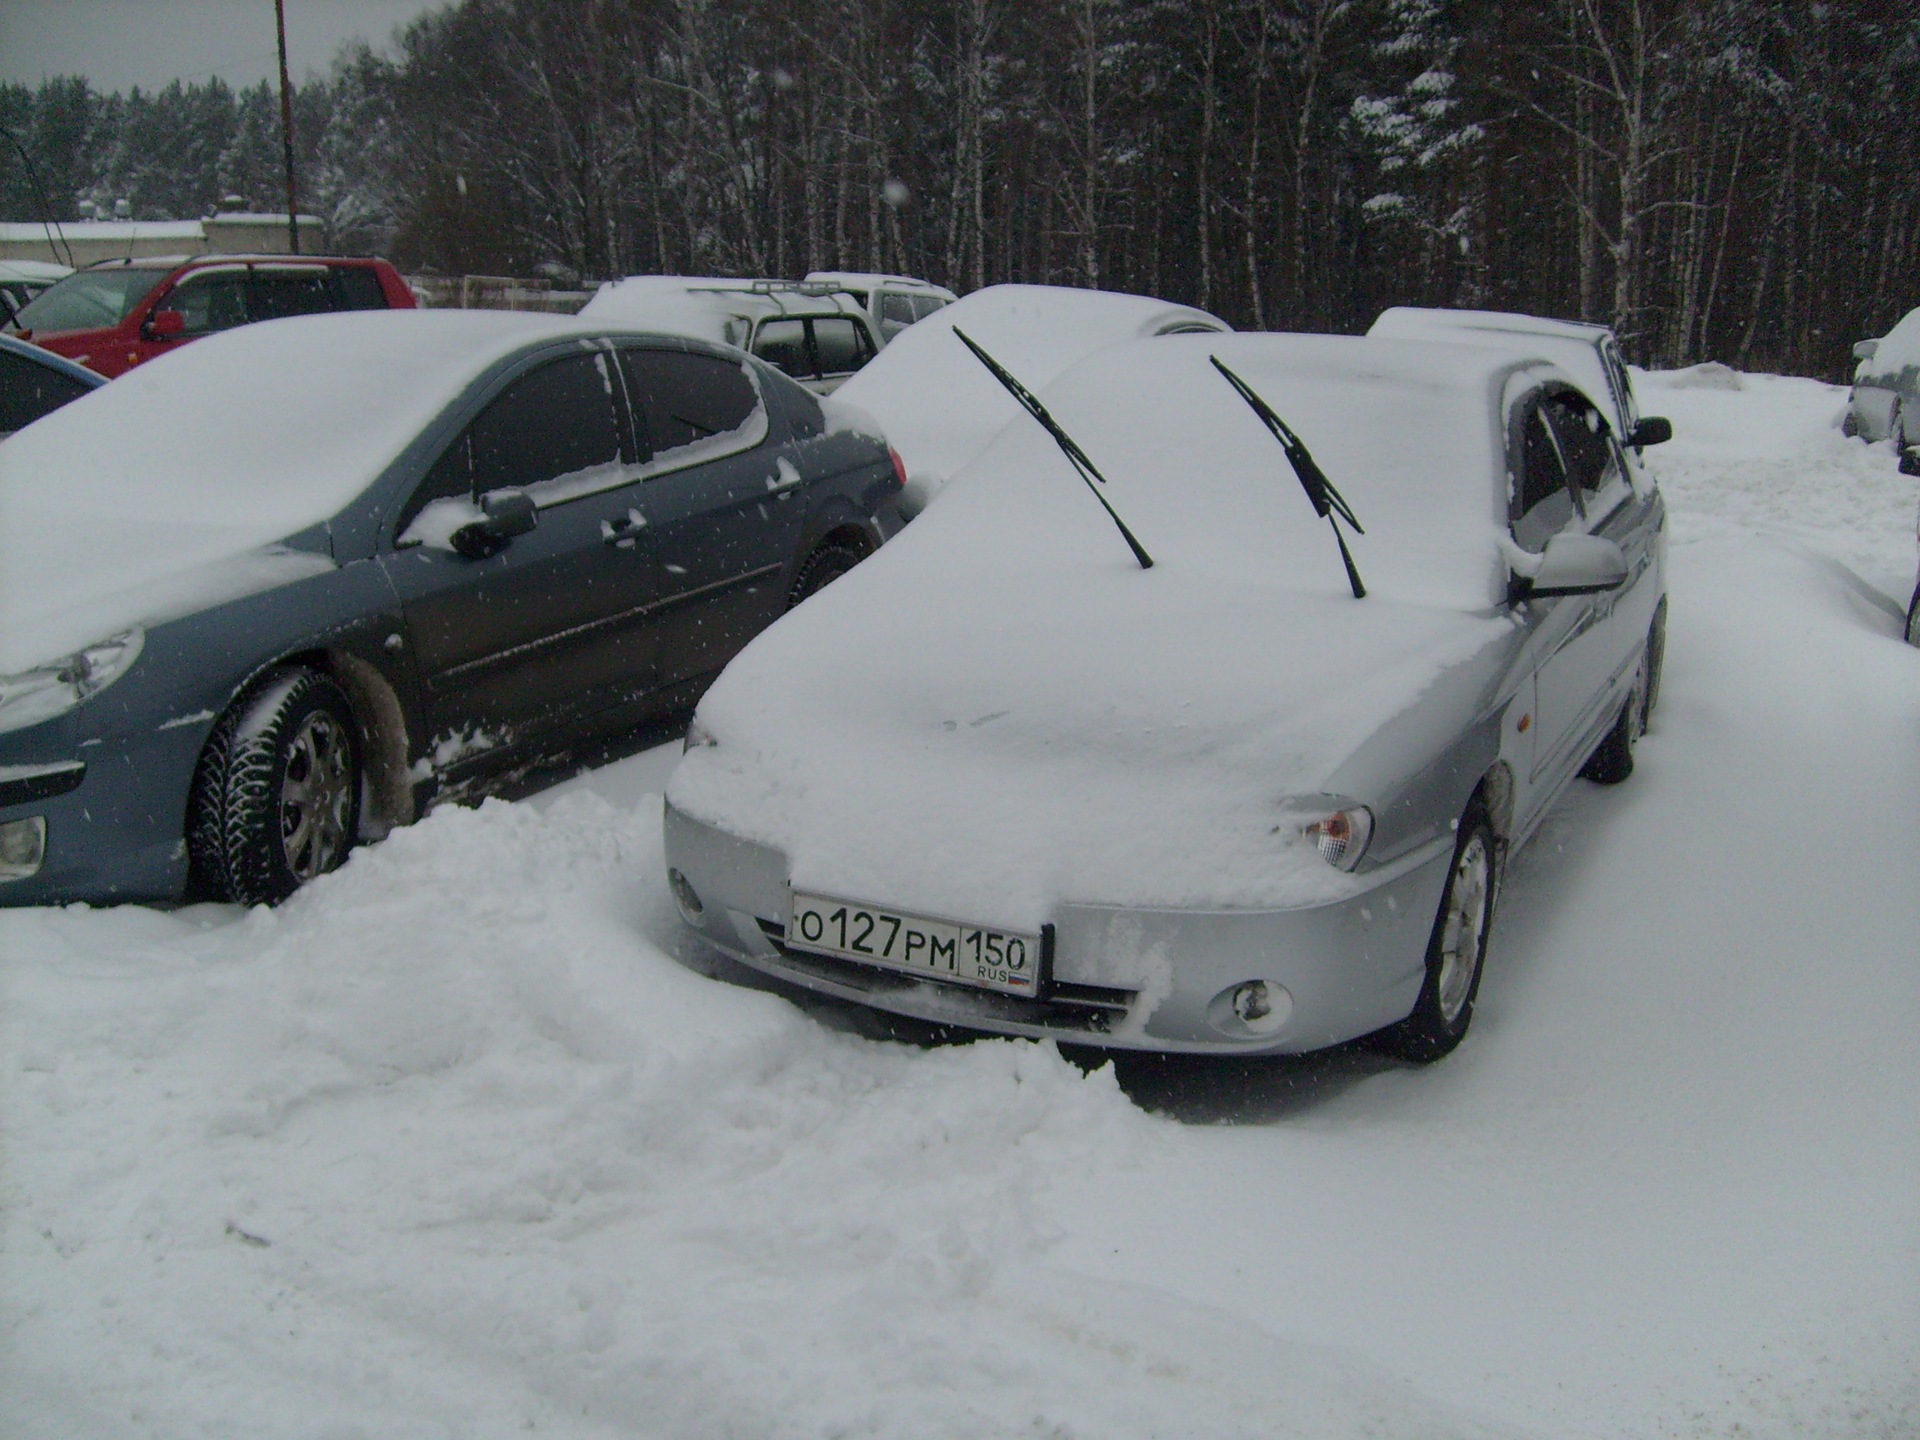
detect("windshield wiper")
[953,326,1154,570]
[1209,355,1367,599]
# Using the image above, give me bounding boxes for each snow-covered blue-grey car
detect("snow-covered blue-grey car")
[663,329,1669,1060]
[0,309,904,906]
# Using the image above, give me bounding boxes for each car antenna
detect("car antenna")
[953,326,1154,570]
[1209,355,1367,599]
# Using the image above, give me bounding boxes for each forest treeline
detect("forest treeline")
[3,0,1916,379]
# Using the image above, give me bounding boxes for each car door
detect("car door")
[1511,390,1617,792]
[378,348,662,757]
[619,345,803,689]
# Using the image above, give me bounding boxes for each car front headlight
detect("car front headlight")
[1282,797,1374,872]
[0,629,145,735]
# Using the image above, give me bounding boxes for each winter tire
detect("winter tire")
[1580,641,1650,786]
[189,668,361,905]
[786,538,865,609]
[1374,801,1497,1063]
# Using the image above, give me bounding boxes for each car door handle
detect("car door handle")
[600,509,647,548]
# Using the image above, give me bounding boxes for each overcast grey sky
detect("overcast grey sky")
[0,0,447,94]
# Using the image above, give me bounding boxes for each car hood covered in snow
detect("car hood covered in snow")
[669,332,1537,930]
[0,309,620,673]
[832,283,1229,486]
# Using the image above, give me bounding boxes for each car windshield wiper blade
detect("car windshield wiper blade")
[953,326,1154,570]
[1209,355,1367,599]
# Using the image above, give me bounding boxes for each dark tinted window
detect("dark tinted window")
[396,433,475,536]
[330,267,388,311]
[753,318,809,377]
[1513,406,1576,553]
[468,353,623,496]
[0,349,93,432]
[167,270,249,334]
[248,268,340,322]
[619,348,760,462]
[811,316,872,374]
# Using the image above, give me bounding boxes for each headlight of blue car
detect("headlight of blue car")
[0,629,145,735]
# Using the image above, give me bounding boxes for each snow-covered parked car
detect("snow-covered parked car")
[1845,305,1920,449]
[0,309,906,907]
[579,277,886,394]
[662,330,1667,1060]
[833,282,1228,511]
[802,270,958,339]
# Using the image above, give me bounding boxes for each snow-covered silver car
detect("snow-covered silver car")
[663,331,1668,1059]
[1845,305,1920,448]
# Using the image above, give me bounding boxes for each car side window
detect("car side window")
[752,319,809,378]
[1545,392,1627,523]
[0,349,92,432]
[1513,404,1577,553]
[396,353,624,541]
[912,294,947,321]
[166,271,249,335]
[329,267,388,311]
[248,269,337,322]
[879,293,916,329]
[811,316,873,375]
[619,348,761,465]
[468,353,624,497]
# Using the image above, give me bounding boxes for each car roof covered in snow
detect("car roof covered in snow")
[579,276,869,349]
[832,284,1230,484]
[0,308,637,672]
[1368,305,1632,433]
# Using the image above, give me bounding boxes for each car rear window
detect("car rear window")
[15,268,170,334]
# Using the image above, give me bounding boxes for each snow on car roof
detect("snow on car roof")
[1368,306,1629,432]
[669,333,1554,926]
[580,277,865,347]
[0,308,616,673]
[833,284,1229,483]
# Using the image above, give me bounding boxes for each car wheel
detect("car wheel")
[1374,801,1497,1063]
[1579,646,1648,785]
[189,668,361,905]
[1640,601,1667,731]
[786,538,866,609]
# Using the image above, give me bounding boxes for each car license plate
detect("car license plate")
[786,892,1042,996]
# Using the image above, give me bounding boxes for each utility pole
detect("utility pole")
[275,0,300,254]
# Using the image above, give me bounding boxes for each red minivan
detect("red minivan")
[12,254,415,378]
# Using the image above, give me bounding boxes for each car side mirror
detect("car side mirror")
[450,488,537,559]
[1853,339,1879,362]
[1627,416,1672,448]
[1513,533,1629,601]
[143,309,186,340]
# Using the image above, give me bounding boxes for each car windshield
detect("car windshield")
[15,268,169,334]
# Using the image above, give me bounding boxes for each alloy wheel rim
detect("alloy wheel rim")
[1435,833,1490,1025]
[280,711,353,880]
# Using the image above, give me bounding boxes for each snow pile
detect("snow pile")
[1,791,1491,1439]
[4,362,1919,1439]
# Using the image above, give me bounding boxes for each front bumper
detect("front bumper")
[0,725,204,906]
[663,801,1453,1055]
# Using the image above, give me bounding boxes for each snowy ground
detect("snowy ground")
[4,366,1918,1439]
